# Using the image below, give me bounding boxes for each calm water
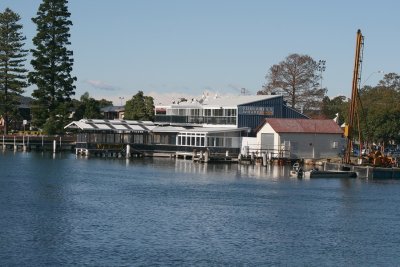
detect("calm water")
[1,151,400,266]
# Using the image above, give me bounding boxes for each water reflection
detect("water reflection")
[2,152,400,266]
[171,159,294,180]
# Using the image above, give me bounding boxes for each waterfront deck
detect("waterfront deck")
[1,135,75,152]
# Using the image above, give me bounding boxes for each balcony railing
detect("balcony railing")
[155,115,236,125]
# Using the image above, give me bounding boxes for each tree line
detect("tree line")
[258,54,400,147]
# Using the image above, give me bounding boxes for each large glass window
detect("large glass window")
[190,109,200,116]
[224,109,236,117]
[177,133,205,147]
[213,109,223,116]
[106,134,114,143]
[225,138,232,147]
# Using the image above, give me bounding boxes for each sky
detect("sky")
[1,0,399,105]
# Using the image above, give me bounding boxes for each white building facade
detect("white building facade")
[256,118,345,159]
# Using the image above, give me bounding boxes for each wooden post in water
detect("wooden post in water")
[192,149,197,161]
[126,144,131,158]
[204,149,209,163]
[23,135,26,152]
[2,135,4,150]
[53,140,56,153]
[14,136,16,151]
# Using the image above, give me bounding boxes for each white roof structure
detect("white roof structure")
[202,95,279,107]
[64,120,95,130]
[151,126,188,133]
[64,119,153,132]
[65,119,250,135]
[167,95,280,109]
[151,126,250,134]
[181,127,250,134]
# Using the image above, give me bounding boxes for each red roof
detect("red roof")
[263,118,343,134]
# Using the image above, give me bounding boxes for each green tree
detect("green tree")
[258,53,327,114]
[0,8,28,134]
[72,92,106,120]
[320,95,348,124]
[98,98,113,109]
[359,84,400,146]
[143,95,155,121]
[28,0,76,134]
[377,72,400,91]
[124,91,154,121]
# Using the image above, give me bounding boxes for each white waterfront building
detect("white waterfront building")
[66,94,308,157]
[254,118,345,159]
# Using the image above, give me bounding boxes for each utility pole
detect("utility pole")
[317,60,326,90]
[119,97,125,106]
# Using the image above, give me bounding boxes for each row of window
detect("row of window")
[77,132,240,148]
[165,108,237,117]
[176,133,237,148]
[77,133,145,144]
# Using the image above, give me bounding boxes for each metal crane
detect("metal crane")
[344,29,364,164]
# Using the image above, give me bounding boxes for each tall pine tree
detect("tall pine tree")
[0,8,28,134]
[29,0,76,134]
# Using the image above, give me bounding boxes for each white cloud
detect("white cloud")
[84,80,119,91]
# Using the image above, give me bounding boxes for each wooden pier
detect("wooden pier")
[1,135,75,152]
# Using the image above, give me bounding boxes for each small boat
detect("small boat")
[290,163,304,178]
[303,169,357,179]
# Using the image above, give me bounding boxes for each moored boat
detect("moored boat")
[303,170,357,179]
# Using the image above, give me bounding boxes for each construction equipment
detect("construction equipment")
[344,29,364,164]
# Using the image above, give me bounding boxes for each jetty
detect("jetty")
[1,135,75,152]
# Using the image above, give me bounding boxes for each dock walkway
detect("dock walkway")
[1,135,75,152]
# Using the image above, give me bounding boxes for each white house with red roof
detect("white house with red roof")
[256,118,345,159]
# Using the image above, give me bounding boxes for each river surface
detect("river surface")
[1,151,400,266]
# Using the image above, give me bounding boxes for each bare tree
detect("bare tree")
[258,54,327,112]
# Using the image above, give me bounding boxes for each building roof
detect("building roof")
[262,118,343,134]
[101,105,125,112]
[151,126,189,133]
[64,119,250,135]
[64,119,153,132]
[167,94,280,108]
[182,127,250,134]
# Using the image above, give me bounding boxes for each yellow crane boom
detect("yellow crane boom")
[344,29,364,164]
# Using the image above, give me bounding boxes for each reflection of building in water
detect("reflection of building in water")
[173,159,294,180]
[238,164,290,179]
